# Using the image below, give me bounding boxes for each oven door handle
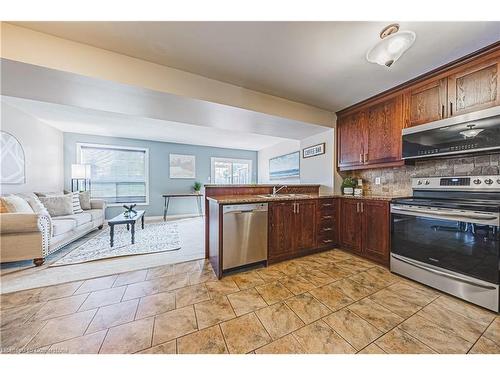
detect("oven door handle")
[391,206,498,221]
[391,254,497,290]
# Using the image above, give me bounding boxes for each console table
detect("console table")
[162,193,203,221]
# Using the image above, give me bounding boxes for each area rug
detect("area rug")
[50,222,181,266]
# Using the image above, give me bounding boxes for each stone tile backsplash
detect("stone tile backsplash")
[341,153,500,197]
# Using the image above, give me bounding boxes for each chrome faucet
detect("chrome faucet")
[272,185,287,196]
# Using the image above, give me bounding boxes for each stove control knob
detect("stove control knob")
[497,179,500,185]
[424,180,430,185]
[484,178,493,185]
[473,179,482,185]
[417,180,422,185]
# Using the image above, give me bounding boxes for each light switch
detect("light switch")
[375,177,381,185]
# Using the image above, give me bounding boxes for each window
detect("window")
[210,157,253,184]
[78,143,149,205]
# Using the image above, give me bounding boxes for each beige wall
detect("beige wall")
[300,129,337,194]
[1,102,64,195]
[1,23,334,128]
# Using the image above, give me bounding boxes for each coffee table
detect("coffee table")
[108,210,145,247]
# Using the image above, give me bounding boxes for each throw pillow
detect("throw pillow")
[0,198,10,213]
[35,191,65,197]
[25,195,50,215]
[79,191,92,210]
[39,195,74,217]
[71,192,84,213]
[1,195,34,213]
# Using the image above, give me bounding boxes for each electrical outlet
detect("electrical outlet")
[375,177,381,185]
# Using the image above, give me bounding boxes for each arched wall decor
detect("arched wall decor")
[0,131,26,184]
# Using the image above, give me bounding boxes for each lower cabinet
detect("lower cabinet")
[339,198,390,265]
[268,200,317,263]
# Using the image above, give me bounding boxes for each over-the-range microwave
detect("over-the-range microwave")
[402,107,500,160]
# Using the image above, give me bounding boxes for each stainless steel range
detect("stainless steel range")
[390,175,500,312]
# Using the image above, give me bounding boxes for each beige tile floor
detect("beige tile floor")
[1,249,499,354]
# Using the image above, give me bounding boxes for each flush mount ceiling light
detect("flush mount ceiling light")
[460,124,485,139]
[366,24,416,68]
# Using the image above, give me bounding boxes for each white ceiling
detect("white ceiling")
[2,96,292,151]
[12,21,500,111]
[1,59,331,150]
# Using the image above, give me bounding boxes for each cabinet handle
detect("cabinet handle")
[322,203,333,207]
[322,215,333,219]
[359,153,363,163]
[356,202,360,213]
[323,239,333,244]
[361,202,364,213]
[441,104,445,118]
[450,102,453,116]
[297,203,300,213]
[322,227,333,231]
[364,153,368,163]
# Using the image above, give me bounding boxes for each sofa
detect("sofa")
[0,193,106,266]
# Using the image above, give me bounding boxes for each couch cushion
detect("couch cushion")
[79,191,92,210]
[39,195,74,217]
[86,209,104,222]
[1,196,34,213]
[55,212,92,226]
[52,219,77,236]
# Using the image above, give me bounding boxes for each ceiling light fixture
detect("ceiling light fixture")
[460,124,485,139]
[366,24,416,68]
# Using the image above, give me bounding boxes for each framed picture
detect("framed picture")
[0,131,26,184]
[169,154,196,179]
[302,143,325,158]
[269,151,300,180]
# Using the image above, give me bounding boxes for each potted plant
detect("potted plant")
[193,181,202,194]
[341,177,357,195]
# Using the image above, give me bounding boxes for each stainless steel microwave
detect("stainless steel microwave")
[402,107,500,160]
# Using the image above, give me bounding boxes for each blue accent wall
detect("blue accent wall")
[64,133,257,219]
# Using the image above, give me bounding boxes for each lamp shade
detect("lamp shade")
[71,164,91,179]
[366,30,416,68]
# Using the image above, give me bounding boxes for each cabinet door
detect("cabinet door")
[339,199,362,255]
[365,96,404,165]
[407,78,448,127]
[447,57,500,116]
[361,200,390,265]
[338,111,365,168]
[294,200,317,252]
[268,202,295,261]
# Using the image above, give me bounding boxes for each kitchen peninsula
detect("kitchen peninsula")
[205,184,393,278]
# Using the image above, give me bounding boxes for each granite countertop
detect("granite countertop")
[204,184,321,188]
[207,193,400,204]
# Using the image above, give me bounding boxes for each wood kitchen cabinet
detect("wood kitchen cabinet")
[268,202,295,261]
[405,78,448,127]
[447,57,500,117]
[268,200,318,263]
[339,199,362,255]
[337,95,404,171]
[339,198,390,265]
[338,111,365,168]
[365,96,404,165]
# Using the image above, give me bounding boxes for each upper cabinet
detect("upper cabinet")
[337,95,404,171]
[447,57,500,116]
[338,111,365,168]
[405,78,448,127]
[337,44,500,171]
[365,96,403,165]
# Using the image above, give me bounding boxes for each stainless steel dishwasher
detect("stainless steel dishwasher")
[222,203,268,271]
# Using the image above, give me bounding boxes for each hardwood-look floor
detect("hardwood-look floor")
[1,249,499,354]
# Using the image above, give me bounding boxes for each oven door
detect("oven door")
[391,204,499,284]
